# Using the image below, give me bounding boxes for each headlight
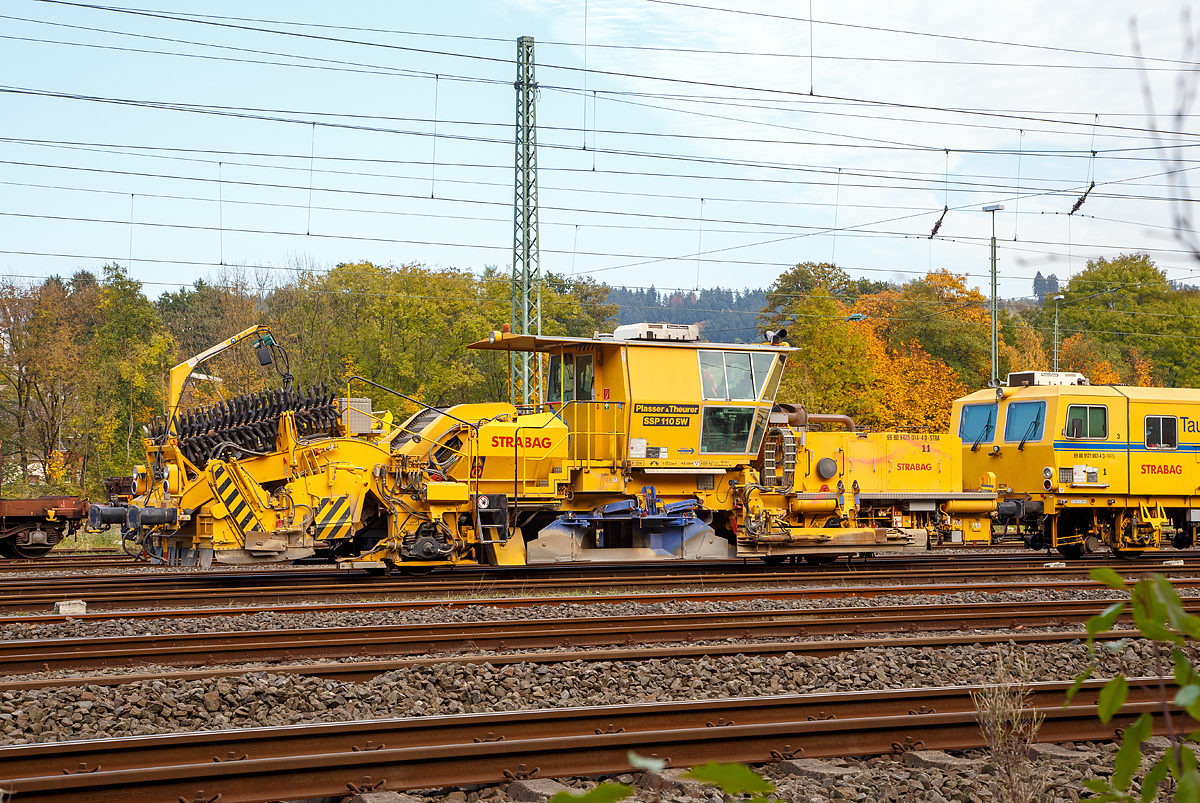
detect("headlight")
[1043,467,1053,479]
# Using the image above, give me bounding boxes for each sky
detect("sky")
[3,0,1200,314]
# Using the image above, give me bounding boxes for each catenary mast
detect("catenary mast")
[510,35,541,406]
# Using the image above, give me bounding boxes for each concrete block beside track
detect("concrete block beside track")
[1028,742,1100,766]
[51,599,86,615]
[508,778,571,801]
[901,750,985,771]
[347,792,425,803]
[774,758,862,780]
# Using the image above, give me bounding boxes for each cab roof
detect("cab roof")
[468,331,797,354]
[956,384,1200,404]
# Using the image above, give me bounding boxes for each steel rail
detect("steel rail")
[0,678,1164,779]
[4,551,1196,588]
[2,570,1196,627]
[0,556,135,573]
[3,568,1199,615]
[1,682,1187,803]
[0,627,1139,692]
[0,596,1168,674]
[0,550,1179,574]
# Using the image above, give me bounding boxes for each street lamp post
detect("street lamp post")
[1051,288,1116,373]
[982,204,1004,386]
[1052,294,1064,371]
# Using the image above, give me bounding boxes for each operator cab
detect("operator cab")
[469,323,793,469]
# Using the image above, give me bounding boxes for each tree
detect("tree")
[868,335,970,431]
[1052,255,1190,385]
[770,288,883,422]
[1033,272,1048,302]
[1009,318,1050,372]
[759,262,853,333]
[855,269,996,390]
[83,264,174,484]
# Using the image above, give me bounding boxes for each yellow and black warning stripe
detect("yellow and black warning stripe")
[210,463,261,539]
[314,495,354,541]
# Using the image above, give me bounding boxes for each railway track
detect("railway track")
[0,627,1134,692]
[0,597,1169,678]
[0,679,1184,803]
[0,555,135,573]
[2,554,1197,614]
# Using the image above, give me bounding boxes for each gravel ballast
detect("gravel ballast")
[344,742,1165,803]
[0,587,1155,642]
[0,638,1167,745]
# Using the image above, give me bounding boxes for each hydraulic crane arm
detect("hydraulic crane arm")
[166,324,276,434]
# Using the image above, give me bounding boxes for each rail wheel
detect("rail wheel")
[1112,548,1144,561]
[761,556,786,566]
[1173,531,1194,550]
[1056,544,1084,560]
[3,538,54,559]
[15,544,53,559]
[804,554,839,566]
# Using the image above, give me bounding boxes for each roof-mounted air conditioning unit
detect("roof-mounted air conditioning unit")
[612,322,699,342]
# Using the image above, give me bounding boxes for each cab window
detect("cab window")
[700,351,779,401]
[699,352,727,400]
[700,406,756,453]
[1065,405,1107,439]
[760,355,784,402]
[725,352,754,399]
[959,403,997,445]
[749,406,770,454]
[575,355,594,401]
[563,356,575,403]
[1146,415,1178,450]
[1003,401,1046,444]
[547,355,562,403]
[751,353,776,398]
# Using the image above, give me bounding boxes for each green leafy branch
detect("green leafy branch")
[1066,567,1200,802]
[550,752,775,803]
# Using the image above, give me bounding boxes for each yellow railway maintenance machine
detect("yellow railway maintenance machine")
[90,322,995,570]
[953,370,1200,559]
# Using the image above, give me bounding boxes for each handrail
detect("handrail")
[345,375,476,429]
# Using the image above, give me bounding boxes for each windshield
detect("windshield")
[959,403,998,444]
[1003,401,1046,443]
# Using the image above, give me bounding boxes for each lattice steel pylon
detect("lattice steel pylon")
[510,35,541,407]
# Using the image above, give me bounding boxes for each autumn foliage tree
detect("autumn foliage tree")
[762,264,988,430]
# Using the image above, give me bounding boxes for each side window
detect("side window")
[563,355,575,403]
[749,406,770,454]
[761,356,784,402]
[547,355,562,403]
[575,355,594,401]
[751,354,776,398]
[1003,401,1046,443]
[700,406,756,453]
[1065,405,1107,439]
[699,352,727,400]
[1146,415,1178,450]
[958,403,997,445]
